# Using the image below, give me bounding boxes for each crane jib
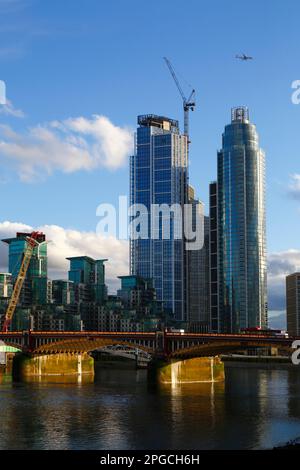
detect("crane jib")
[2,232,42,332]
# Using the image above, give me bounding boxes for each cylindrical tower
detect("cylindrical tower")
[217,107,267,332]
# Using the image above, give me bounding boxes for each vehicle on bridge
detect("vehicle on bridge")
[241,327,289,338]
[165,327,185,335]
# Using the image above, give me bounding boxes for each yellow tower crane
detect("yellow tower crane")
[2,231,41,332]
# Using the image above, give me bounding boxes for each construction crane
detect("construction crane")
[2,231,41,332]
[163,57,196,143]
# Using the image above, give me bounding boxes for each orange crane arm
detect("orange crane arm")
[2,232,41,332]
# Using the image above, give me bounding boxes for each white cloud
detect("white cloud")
[268,249,300,280]
[0,221,129,293]
[288,174,300,199]
[268,249,300,311]
[1,218,297,308]
[0,114,133,181]
[268,311,286,330]
[0,99,25,118]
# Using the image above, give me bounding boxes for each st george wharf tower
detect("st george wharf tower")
[210,107,268,333]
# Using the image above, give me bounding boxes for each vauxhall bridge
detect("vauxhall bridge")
[0,330,294,357]
[1,233,293,383]
[0,330,296,384]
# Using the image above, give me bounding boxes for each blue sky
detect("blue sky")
[0,0,300,318]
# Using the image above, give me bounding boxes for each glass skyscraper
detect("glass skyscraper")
[130,115,188,321]
[215,107,267,332]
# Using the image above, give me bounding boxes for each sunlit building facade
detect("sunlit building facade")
[130,115,188,321]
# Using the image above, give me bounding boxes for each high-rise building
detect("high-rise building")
[0,273,13,328]
[286,272,300,335]
[187,186,210,331]
[0,273,12,300]
[67,256,108,304]
[52,280,75,305]
[130,115,188,321]
[209,181,219,332]
[212,107,268,332]
[2,232,49,305]
[201,216,210,325]
[117,275,163,318]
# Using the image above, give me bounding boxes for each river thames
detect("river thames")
[1,364,300,450]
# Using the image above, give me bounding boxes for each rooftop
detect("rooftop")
[66,256,108,264]
[231,106,249,123]
[138,114,179,129]
[2,232,46,245]
[286,272,300,278]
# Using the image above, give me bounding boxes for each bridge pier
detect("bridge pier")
[13,352,95,383]
[149,357,225,385]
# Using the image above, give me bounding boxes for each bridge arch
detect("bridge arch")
[169,341,292,359]
[32,337,154,356]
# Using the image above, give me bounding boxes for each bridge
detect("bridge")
[0,330,294,356]
[0,331,295,384]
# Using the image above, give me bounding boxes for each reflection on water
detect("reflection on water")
[0,371,13,385]
[14,374,95,385]
[1,365,300,450]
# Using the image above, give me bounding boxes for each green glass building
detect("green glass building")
[2,232,49,306]
[67,256,108,304]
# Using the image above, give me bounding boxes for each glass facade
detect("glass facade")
[217,107,267,332]
[130,115,188,321]
[67,256,108,304]
[68,257,95,284]
[4,233,47,280]
[52,280,75,305]
[2,232,48,305]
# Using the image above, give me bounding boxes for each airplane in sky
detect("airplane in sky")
[235,53,253,61]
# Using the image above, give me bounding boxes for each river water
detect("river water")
[1,364,300,450]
